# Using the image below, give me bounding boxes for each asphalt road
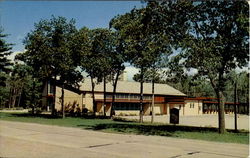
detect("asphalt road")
[0,120,248,158]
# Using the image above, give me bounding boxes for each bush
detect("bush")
[64,101,81,117]
[82,108,88,114]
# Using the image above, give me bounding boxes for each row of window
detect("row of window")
[106,94,152,100]
[113,103,141,110]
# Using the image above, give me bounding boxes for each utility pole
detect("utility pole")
[234,80,237,132]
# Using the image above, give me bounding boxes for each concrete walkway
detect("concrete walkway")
[0,120,248,158]
[121,114,249,130]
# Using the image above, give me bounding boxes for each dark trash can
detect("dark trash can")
[170,108,179,124]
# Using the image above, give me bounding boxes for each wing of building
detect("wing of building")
[42,78,249,116]
[43,78,249,116]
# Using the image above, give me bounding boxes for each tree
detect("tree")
[47,17,80,118]
[225,70,249,103]
[0,72,9,107]
[91,29,114,117]
[0,28,12,74]
[110,1,185,122]
[109,45,126,117]
[22,16,80,117]
[110,2,156,122]
[8,64,31,108]
[179,1,249,133]
[4,63,43,112]
[78,28,113,115]
[106,25,126,116]
[133,68,161,123]
[0,28,13,93]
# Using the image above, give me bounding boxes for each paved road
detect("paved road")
[0,120,248,158]
[121,114,249,130]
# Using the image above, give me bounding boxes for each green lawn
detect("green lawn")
[0,112,248,144]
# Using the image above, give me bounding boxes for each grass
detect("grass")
[0,112,248,144]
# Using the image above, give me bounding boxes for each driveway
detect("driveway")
[121,114,249,130]
[0,120,248,158]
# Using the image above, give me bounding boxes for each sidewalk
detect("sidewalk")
[121,114,249,130]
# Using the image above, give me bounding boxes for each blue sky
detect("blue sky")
[1,1,144,80]
[1,1,145,52]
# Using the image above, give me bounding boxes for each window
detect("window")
[114,103,140,110]
[48,81,54,94]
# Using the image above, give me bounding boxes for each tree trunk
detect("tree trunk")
[110,71,120,117]
[103,76,106,116]
[91,77,96,116]
[217,91,226,134]
[17,84,23,108]
[151,79,155,123]
[139,67,144,123]
[12,88,17,108]
[31,79,35,115]
[61,83,65,119]
[17,92,22,108]
[8,88,13,109]
[208,74,226,134]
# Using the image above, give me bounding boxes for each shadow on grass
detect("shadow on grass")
[78,123,215,135]
[77,122,249,136]
[3,113,62,119]
[4,112,112,120]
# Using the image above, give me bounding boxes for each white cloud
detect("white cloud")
[124,66,139,81]
[7,51,23,61]
[186,68,198,76]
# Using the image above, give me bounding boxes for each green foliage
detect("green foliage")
[168,0,249,133]
[0,72,9,107]
[7,64,42,109]
[0,28,13,88]
[183,1,249,88]
[133,68,161,83]
[224,70,249,103]
[82,28,114,81]
[110,2,172,70]
[21,16,78,81]
[110,1,187,121]
[0,28,13,74]
[21,16,82,117]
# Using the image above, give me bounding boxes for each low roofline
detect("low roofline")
[82,90,186,96]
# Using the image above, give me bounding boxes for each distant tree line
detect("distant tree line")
[0,1,248,133]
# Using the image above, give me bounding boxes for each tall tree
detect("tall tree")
[225,70,249,103]
[0,72,9,107]
[110,1,185,122]
[106,24,126,116]
[22,16,80,117]
[133,68,161,123]
[7,63,42,112]
[0,28,12,87]
[8,64,31,108]
[79,28,113,115]
[179,1,249,133]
